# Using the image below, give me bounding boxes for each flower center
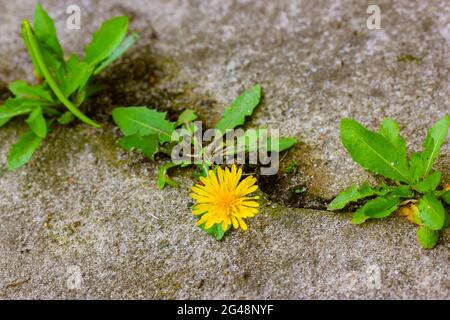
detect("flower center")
[217,192,238,215]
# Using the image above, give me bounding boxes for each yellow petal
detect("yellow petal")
[191,186,214,197]
[196,213,210,226]
[237,217,248,231]
[222,217,231,231]
[217,166,224,185]
[231,216,239,229]
[242,201,259,207]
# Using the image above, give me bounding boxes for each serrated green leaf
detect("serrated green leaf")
[93,32,139,75]
[157,162,179,189]
[118,134,158,159]
[441,190,450,205]
[26,106,47,138]
[351,196,400,224]
[215,84,261,133]
[418,193,446,230]
[329,181,385,210]
[340,118,411,183]
[413,171,441,193]
[0,98,40,125]
[379,118,407,158]
[176,109,198,126]
[419,115,450,178]
[33,3,64,63]
[7,131,43,171]
[84,16,129,66]
[60,55,92,98]
[57,111,76,125]
[416,226,439,249]
[8,80,54,102]
[112,107,175,143]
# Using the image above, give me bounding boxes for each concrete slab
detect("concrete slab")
[0,0,448,299]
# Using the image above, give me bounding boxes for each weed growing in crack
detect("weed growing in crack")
[329,115,450,249]
[0,4,138,170]
[112,84,297,239]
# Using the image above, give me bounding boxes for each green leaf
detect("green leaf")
[157,163,179,189]
[418,193,446,230]
[215,84,261,133]
[8,80,54,102]
[409,152,425,183]
[340,118,411,183]
[33,3,64,63]
[416,226,439,249]
[419,115,450,178]
[379,118,407,158]
[118,134,158,159]
[59,55,92,98]
[5,97,47,108]
[21,20,100,128]
[112,107,175,143]
[21,20,42,78]
[29,5,65,83]
[388,185,413,198]
[40,47,65,83]
[441,190,450,205]
[198,221,227,241]
[0,106,9,127]
[57,111,76,125]
[40,105,60,117]
[93,32,139,75]
[83,16,129,66]
[329,181,384,210]
[0,98,40,125]
[351,210,370,224]
[445,212,450,228]
[413,171,441,193]
[7,131,43,171]
[267,136,297,152]
[176,109,198,126]
[351,196,400,224]
[225,129,296,155]
[26,106,47,138]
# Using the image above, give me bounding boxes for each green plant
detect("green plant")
[0,3,138,170]
[329,115,450,249]
[285,160,298,174]
[112,84,297,188]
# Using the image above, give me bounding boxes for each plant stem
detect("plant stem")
[22,20,101,128]
[200,162,210,177]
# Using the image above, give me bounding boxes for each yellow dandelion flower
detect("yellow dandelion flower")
[190,164,259,232]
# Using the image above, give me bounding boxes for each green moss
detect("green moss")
[397,54,421,63]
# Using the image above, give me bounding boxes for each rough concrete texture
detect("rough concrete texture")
[0,0,449,299]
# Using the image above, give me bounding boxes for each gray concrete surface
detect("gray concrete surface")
[0,0,449,299]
